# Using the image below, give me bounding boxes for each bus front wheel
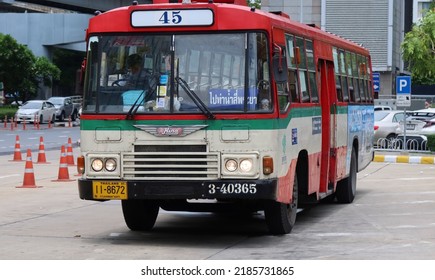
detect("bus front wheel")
[121,200,159,231]
[264,176,298,235]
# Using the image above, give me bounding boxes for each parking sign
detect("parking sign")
[396,76,411,107]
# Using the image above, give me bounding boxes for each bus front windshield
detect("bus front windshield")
[82,33,271,116]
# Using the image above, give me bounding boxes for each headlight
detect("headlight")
[91,158,104,172]
[239,159,253,172]
[105,158,117,172]
[87,154,120,177]
[225,159,238,172]
[221,154,259,178]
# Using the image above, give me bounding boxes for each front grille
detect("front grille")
[121,144,219,180]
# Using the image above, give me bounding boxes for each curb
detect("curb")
[373,154,435,164]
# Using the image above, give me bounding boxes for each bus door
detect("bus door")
[319,59,338,193]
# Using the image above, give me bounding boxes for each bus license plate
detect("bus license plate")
[92,181,127,200]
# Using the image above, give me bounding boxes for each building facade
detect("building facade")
[413,0,433,21]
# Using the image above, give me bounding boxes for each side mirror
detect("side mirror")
[273,44,288,83]
[80,57,87,86]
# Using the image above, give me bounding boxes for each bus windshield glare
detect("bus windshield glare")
[82,32,271,115]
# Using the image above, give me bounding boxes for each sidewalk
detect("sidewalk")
[373,150,435,164]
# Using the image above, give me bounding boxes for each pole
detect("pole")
[403,108,407,151]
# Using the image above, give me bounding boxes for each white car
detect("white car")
[407,109,435,136]
[419,117,435,135]
[374,105,392,111]
[15,100,56,124]
[374,110,425,146]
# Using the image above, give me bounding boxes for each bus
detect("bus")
[77,0,374,234]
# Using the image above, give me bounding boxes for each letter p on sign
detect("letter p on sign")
[396,76,411,95]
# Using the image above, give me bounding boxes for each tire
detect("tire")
[264,176,298,234]
[51,114,55,123]
[39,115,43,124]
[59,111,65,122]
[71,110,77,121]
[336,149,357,203]
[121,200,159,231]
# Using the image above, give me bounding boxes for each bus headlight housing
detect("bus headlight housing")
[221,153,259,178]
[86,154,120,178]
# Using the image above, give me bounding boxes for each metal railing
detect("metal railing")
[375,137,428,152]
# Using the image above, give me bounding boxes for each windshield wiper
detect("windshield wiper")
[176,77,215,120]
[125,90,145,120]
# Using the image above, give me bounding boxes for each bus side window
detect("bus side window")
[274,44,290,112]
[339,50,349,101]
[332,47,343,101]
[364,56,374,102]
[358,55,367,102]
[285,34,299,103]
[299,71,310,102]
[296,37,309,103]
[351,53,360,102]
[288,69,299,102]
[346,51,355,102]
[277,82,290,112]
[306,40,318,103]
[335,76,343,101]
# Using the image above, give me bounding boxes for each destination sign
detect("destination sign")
[131,9,214,27]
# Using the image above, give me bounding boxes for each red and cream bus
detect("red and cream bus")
[77,0,374,234]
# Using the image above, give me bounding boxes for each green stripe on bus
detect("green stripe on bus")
[80,106,335,131]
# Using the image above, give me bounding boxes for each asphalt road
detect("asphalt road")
[0,122,80,155]
[0,149,434,260]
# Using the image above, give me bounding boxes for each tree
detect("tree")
[247,0,261,9]
[0,34,60,103]
[401,5,435,85]
[35,56,61,87]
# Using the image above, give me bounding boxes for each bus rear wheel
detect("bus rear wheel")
[336,149,357,203]
[264,176,298,235]
[121,200,159,231]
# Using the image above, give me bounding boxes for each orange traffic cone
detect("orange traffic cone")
[16,149,42,188]
[35,136,50,164]
[10,135,23,162]
[66,137,75,166]
[52,145,74,182]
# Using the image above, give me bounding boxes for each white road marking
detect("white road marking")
[0,174,20,179]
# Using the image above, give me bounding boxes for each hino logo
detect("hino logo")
[133,125,208,137]
[157,127,183,136]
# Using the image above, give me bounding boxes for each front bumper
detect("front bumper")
[16,115,36,123]
[78,178,278,201]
